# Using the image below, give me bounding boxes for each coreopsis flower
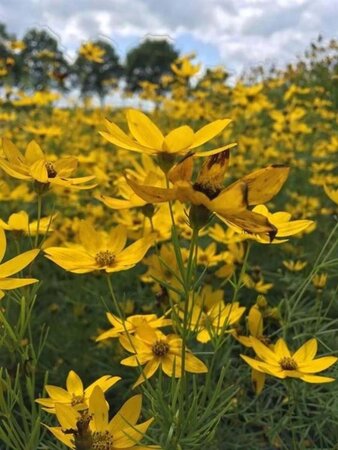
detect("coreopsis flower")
[312,273,328,290]
[120,325,207,387]
[47,386,153,449]
[241,337,337,383]
[234,305,270,394]
[0,227,39,299]
[0,139,96,192]
[184,286,245,343]
[100,109,236,169]
[0,211,55,236]
[241,273,273,294]
[79,42,105,63]
[36,370,120,413]
[227,204,314,243]
[171,54,201,78]
[282,260,308,272]
[127,150,289,238]
[96,313,172,342]
[44,221,154,274]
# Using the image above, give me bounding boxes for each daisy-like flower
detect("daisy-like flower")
[0,210,55,236]
[227,204,314,244]
[100,109,236,170]
[36,370,120,413]
[120,325,207,387]
[44,221,155,274]
[0,139,96,192]
[282,260,308,272]
[241,337,337,383]
[79,42,105,63]
[48,386,153,449]
[127,150,289,238]
[0,227,39,299]
[96,313,172,342]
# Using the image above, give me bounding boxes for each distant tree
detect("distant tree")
[72,40,122,105]
[125,39,179,92]
[19,28,70,91]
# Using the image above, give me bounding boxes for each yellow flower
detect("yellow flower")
[47,386,153,449]
[171,54,201,78]
[241,338,337,383]
[312,273,328,290]
[44,221,154,274]
[234,305,269,394]
[0,211,55,236]
[100,109,235,164]
[241,273,274,294]
[324,185,338,204]
[282,260,308,272]
[35,370,120,413]
[120,325,207,387]
[231,205,314,244]
[0,227,39,299]
[79,42,105,63]
[0,139,96,191]
[96,313,172,342]
[127,151,289,238]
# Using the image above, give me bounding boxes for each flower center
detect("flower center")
[71,394,84,407]
[92,430,114,450]
[45,161,57,178]
[152,340,170,357]
[279,356,298,371]
[95,250,115,267]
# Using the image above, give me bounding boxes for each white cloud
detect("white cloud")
[1,0,337,74]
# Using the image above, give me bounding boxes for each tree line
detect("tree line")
[0,23,179,102]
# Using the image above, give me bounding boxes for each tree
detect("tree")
[125,38,179,92]
[19,28,70,91]
[72,40,122,105]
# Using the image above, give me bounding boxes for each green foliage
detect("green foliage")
[125,38,178,92]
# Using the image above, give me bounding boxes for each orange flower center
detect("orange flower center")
[279,356,298,371]
[95,250,115,267]
[152,340,170,357]
[45,161,57,178]
[92,430,114,449]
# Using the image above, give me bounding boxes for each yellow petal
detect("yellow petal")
[0,249,39,278]
[25,140,45,164]
[101,119,150,153]
[194,142,237,157]
[44,247,97,273]
[126,177,176,203]
[126,109,164,149]
[8,211,29,231]
[89,386,108,432]
[66,370,83,396]
[2,138,25,164]
[78,221,103,254]
[185,353,208,373]
[113,418,154,447]
[211,181,248,212]
[0,277,38,290]
[292,338,317,364]
[248,306,263,337]
[275,220,314,237]
[107,225,127,254]
[190,119,232,149]
[0,228,6,263]
[239,165,290,205]
[298,356,337,373]
[115,235,154,267]
[250,337,279,364]
[133,359,161,388]
[55,403,78,430]
[97,194,145,209]
[0,159,31,180]
[218,209,277,238]
[109,395,142,431]
[30,159,48,183]
[85,375,121,398]
[299,374,336,383]
[163,126,194,152]
[45,426,74,449]
[45,385,71,401]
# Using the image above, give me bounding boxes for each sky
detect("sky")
[1,0,337,78]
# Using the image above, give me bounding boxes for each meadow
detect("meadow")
[0,37,337,450]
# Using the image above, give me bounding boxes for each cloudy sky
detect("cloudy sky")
[1,0,337,77]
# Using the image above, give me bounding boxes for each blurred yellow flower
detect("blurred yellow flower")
[241,338,337,383]
[79,42,105,63]
[0,211,55,236]
[44,221,154,274]
[0,227,39,299]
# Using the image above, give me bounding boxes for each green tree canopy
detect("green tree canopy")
[72,40,123,104]
[19,28,70,91]
[125,38,179,92]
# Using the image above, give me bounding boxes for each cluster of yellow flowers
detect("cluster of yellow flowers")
[0,46,337,448]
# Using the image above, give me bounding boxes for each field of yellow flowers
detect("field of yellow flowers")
[0,39,337,450]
